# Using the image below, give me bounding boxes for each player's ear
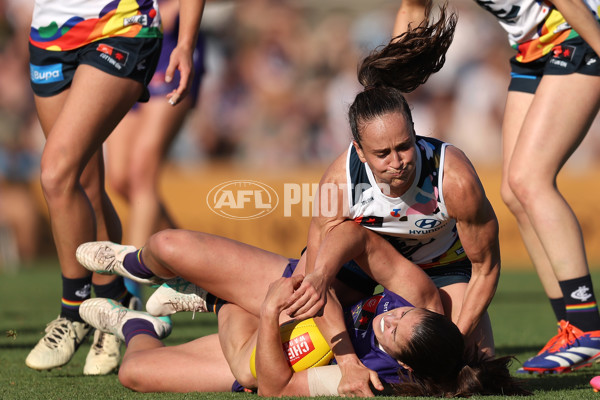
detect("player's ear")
[353,141,367,163]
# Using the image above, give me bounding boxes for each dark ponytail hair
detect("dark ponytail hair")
[349,3,457,146]
[393,310,531,397]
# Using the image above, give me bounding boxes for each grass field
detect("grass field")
[2,262,600,399]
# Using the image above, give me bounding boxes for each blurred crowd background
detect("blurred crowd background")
[2,0,600,266]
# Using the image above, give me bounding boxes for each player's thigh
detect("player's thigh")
[133,95,192,156]
[125,98,192,182]
[512,73,600,178]
[124,334,235,392]
[44,65,144,164]
[105,109,142,190]
[502,90,532,174]
[149,229,290,315]
[34,91,69,138]
[218,303,259,388]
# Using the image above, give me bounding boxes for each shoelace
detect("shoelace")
[42,318,74,349]
[91,331,106,355]
[167,295,206,320]
[538,321,579,354]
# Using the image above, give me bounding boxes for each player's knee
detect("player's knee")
[39,157,74,200]
[146,229,181,264]
[107,172,130,199]
[499,178,520,212]
[506,169,535,207]
[118,359,148,392]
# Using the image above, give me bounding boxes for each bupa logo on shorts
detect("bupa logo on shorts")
[30,63,64,84]
[206,180,279,220]
[97,44,129,70]
[414,218,442,230]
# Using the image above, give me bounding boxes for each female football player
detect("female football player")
[25,0,204,375]
[76,4,507,394]
[394,0,600,374]
[77,220,528,397]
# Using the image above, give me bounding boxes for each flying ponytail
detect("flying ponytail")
[349,3,457,145]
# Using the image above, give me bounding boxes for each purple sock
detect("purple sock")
[122,249,155,279]
[122,319,159,346]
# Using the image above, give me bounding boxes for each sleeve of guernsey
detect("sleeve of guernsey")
[307,365,343,396]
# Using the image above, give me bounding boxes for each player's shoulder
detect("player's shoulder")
[320,146,352,185]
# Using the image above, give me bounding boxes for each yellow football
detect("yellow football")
[249,318,333,378]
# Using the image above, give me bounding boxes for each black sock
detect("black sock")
[93,276,132,306]
[549,297,566,322]
[206,293,227,315]
[559,275,600,331]
[61,275,92,322]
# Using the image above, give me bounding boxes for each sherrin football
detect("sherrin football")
[249,318,333,378]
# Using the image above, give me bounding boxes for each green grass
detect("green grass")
[2,262,600,399]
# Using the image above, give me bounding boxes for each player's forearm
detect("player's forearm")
[256,305,294,396]
[176,0,205,49]
[314,290,357,361]
[312,220,367,281]
[456,260,500,336]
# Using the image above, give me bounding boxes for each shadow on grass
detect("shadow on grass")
[518,369,598,392]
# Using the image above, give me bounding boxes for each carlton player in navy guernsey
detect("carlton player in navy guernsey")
[285,5,502,396]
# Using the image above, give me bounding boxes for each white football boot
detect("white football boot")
[83,296,143,375]
[80,298,171,341]
[26,316,91,370]
[146,278,209,319]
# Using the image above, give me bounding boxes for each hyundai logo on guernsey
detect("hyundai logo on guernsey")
[30,63,64,84]
[207,180,279,220]
[414,219,442,230]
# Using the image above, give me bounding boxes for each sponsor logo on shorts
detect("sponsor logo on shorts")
[97,43,129,70]
[586,54,598,66]
[30,63,64,84]
[550,44,576,69]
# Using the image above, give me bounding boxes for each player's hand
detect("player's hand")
[337,359,383,397]
[262,275,304,317]
[165,44,194,106]
[284,271,327,320]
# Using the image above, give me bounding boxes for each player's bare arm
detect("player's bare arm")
[443,146,501,337]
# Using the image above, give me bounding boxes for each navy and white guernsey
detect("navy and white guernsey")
[346,136,467,270]
[344,289,412,384]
